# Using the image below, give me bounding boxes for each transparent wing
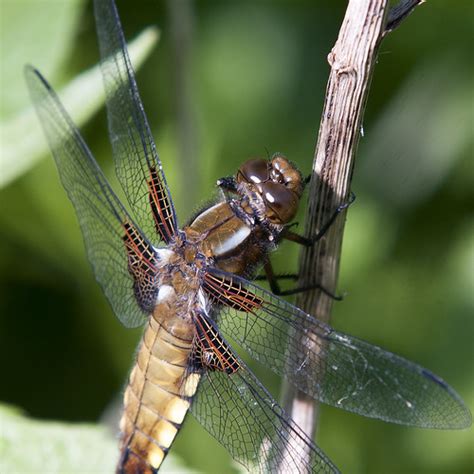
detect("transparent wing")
[25,65,156,328]
[93,0,178,244]
[190,360,338,474]
[204,269,472,429]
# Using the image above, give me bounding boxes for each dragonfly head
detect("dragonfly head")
[236,154,304,225]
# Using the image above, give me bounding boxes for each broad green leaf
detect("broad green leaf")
[359,57,473,208]
[1,0,84,119]
[0,403,194,473]
[0,404,117,473]
[0,26,160,188]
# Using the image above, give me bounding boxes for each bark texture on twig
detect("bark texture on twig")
[280,0,423,466]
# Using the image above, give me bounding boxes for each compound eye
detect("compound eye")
[271,155,290,173]
[237,158,270,184]
[270,155,304,196]
[262,182,300,224]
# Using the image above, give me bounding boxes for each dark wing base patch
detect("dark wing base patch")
[123,221,159,313]
[192,312,240,375]
[203,270,263,313]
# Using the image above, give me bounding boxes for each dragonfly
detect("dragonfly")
[25,0,471,472]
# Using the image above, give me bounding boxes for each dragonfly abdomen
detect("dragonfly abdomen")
[118,307,199,473]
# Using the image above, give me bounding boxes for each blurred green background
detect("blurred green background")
[0,0,472,473]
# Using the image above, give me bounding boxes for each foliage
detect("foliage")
[0,404,193,473]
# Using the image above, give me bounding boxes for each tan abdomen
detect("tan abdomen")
[117,309,199,473]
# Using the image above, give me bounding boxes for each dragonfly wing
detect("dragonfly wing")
[25,66,158,328]
[190,357,338,473]
[94,0,178,245]
[203,269,472,429]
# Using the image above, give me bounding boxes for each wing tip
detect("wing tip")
[24,64,53,94]
[421,368,473,429]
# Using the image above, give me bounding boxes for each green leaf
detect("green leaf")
[0,403,194,473]
[1,0,84,119]
[0,26,160,188]
[0,404,117,473]
[359,56,473,208]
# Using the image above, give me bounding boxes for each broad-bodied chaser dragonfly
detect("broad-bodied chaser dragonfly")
[26,0,471,472]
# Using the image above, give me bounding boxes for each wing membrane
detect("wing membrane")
[94,0,177,244]
[25,65,152,328]
[206,269,471,429]
[190,359,338,473]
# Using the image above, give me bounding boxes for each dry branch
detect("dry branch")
[280,0,424,467]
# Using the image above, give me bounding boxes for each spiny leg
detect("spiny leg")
[260,193,355,298]
[257,261,343,300]
[282,192,356,246]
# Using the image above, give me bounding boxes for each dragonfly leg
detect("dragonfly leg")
[282,192,356,246]
[260,261,343,300]
[253,273,299,281]
[216,176,238,192]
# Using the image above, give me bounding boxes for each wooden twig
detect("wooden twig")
[279,0,424,467]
